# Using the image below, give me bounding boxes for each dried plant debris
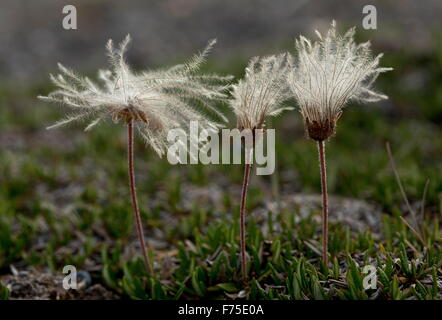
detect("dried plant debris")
[1,268,119,300]
[182,184,382,234]
[269,194,382,234]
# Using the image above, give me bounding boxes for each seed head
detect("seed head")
[39,36,232,157]
[287,21,392,141]
[229,54,293,132]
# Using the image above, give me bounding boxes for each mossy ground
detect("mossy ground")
[0,41,441,300]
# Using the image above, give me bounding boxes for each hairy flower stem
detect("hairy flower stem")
[128,120,152,275]
[317,140,328,266]
[239,149,252,283]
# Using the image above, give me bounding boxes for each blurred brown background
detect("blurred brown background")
[0,0,441,85]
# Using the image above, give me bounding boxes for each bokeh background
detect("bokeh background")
[0,0,441,299]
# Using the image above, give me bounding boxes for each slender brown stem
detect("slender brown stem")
[317,140,328,266]
[239,149,252,283]
[127,120,152,274]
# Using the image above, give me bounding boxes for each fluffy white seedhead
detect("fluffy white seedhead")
[288,21,392,141]
[230,54,292,131]
[39,36,232,157]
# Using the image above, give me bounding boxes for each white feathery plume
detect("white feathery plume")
[39,36,232,157]
[287,21,392,141]
[229,53,293,131]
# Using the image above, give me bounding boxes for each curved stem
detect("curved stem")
[240,148,252,283]
[128,120,152,274]
[317,140,329,266]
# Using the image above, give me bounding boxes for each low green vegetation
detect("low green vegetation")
[0,41,441,300]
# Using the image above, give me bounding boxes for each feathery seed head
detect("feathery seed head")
[288,21,392,141]
[39,36,232,157]
[230,54,293,132]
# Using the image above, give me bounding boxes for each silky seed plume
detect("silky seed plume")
[230,53,293,131]
[39,36,232,158]
[287,20,392,141]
